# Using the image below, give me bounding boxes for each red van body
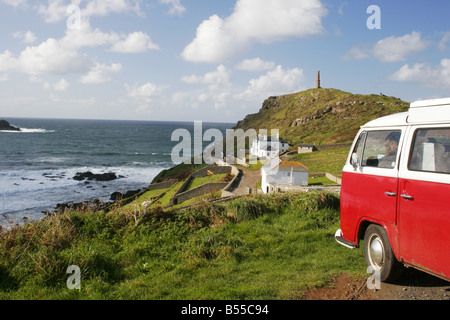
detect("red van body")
[336,98,450,282]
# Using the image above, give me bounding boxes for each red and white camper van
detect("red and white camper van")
[335,97,450,282]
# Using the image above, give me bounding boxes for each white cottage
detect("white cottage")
[250,134,290,159]
[261,158,309,194]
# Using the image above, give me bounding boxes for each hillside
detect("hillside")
[234,88,409,146]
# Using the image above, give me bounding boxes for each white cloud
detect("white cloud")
[53,78,70,91]
[235,65,305,101]
[20,38,93,75]
[29,76,70,91]
[0,74,9,82]
[29,75,50,89]
[389,59,450,88]
[235,58,275,71]
[373,32,429,62]
[37,0,143,23]
[60,22,160,53]
[126,82,159,97]
[13,31,37,44]
[159,0,185,16]
[0,50,19,73]
[83,0,142,17]
[181,64,231,91]
[181,0,327,63]
[0,39,93,76]
[36,0,71,23]
[179,65,235,110]
[345,32,429,62]
[338,2,348,15]
[110,31,160,53]
[1,0,28,7]
[438,31,450,51]
[79,63,122,84]
[125,82,166,107]
[0,21,158,81]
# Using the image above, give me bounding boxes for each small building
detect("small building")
[250,134,290,159]
[261,158,309,194]
[298,144,316,154]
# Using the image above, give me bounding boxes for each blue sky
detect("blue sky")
[0,0,449,123]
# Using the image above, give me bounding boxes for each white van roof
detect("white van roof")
[408,97,450,123]
[362,97,450,128]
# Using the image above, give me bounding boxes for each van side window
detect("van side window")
[351,132,366,167]
[409,128,450,174]
[362,131,401,169]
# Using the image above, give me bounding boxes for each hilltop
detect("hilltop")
[234,88,409,146]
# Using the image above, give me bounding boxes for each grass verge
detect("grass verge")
[0,191,365,299]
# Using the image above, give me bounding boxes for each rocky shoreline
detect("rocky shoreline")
[51,170,145,214]
[54,188,143,214]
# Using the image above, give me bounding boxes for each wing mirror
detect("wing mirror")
[351,153,360,170]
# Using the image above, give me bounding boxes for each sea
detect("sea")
[0,118,233,227]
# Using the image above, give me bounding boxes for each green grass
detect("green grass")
[147,181,185,208]
[308,176,338,186]
[118,188,168,213]
[0,191,366,299]
[173,190,222,208]
[186,173,228,191]
[286,147,350,178]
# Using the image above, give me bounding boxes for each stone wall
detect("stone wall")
[174,182,229,204]
[315,143,352,151]
[170,166,233,205]
[146,179,178,191]
[191,166,232,177]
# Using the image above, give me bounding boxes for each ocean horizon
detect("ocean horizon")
[0,117,234,227]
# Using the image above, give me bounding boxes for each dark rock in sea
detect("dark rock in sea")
[110,189,142,201]
[73,171,118,181]
[0,120,21,131]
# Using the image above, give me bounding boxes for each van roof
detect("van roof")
[362,112,409,128]
[362,97,450,128]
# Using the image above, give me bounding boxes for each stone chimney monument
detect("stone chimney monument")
[316,70,321,89]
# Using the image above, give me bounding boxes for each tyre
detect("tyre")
[364,224,403,282]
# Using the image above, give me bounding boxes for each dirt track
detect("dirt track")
[228,167,261,196]
[302,268,450,300]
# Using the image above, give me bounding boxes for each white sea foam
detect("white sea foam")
[20,128,55,133]
[0,128,55,133]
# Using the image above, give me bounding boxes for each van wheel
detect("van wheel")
[364,224,403,282]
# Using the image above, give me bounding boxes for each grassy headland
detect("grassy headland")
[234,88,409,146]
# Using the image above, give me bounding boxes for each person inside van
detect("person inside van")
[379,131,400,168]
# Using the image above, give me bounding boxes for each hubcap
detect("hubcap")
[369,235,384,268]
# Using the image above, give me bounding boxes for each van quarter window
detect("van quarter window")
[359,130,401,169]
[409,127,450,174]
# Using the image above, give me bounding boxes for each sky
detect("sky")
[0,0,449,124]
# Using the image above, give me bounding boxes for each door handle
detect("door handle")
[401,194,414,200]
[384,191,397,197]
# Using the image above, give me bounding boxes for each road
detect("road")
[228,167,261,196]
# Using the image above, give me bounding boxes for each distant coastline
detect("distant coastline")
[0,120,21,131]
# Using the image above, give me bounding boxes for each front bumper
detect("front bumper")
[335,229,357,249]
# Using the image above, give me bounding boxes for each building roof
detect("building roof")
[278,161,309,171]
[298,144,315,148]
